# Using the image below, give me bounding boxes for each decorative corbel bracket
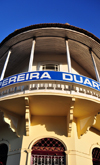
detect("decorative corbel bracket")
[67,97,75,137]
[77,112,99,138]
[25,97,30,136]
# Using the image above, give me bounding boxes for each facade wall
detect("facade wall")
[18,119,100,165]
[0,110,100,165]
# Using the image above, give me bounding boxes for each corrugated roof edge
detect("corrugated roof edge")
[0,23,100,48]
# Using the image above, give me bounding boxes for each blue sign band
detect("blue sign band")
[0,71,100,91]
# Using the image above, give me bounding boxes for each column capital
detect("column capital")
[25,149,31,153]
[32,37,36,40]
[89,47,92,53]
[9,49,12,53]
[65,37,69,41]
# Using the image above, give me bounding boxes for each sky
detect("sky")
[0,0,100,43]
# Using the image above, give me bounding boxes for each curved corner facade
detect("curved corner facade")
[0,23,100,165]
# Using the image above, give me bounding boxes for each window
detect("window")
[92,148,100,165]
[41,64,59,71]
[0,144,8,165]
[31,138,65,165]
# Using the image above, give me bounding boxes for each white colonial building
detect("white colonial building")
[0,23,100,165]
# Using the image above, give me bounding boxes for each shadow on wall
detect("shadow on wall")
[90,127,100,136]
[31,115,67,136]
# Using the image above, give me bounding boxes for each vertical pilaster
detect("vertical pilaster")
[67,97,75,137]
[25,97,30,136]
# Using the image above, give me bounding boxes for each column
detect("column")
[89,48,100,82]
[28,40,35,72]
[66,40,71,73]
[0,50,11,81]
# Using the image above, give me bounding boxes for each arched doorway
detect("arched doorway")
[92,147,100,165]
[31,138,65,165]
[0,144,8,165]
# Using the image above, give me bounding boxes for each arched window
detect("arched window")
[31,138,65,165]
[0,144,8,165]
[92,147,100,165]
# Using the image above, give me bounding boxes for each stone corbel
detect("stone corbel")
[25,97,31,136]
[67,97,75,137]
[0,108,21,137]
[77,112,99,138]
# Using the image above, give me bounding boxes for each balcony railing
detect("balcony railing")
[31,155,65,165]
[0,71,100,101]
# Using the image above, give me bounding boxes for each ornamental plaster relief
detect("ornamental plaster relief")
[77,112,99,138]
[25,97,31,136]
[67,97,75,137]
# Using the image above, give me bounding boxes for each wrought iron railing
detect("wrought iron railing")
[31,155,65,165]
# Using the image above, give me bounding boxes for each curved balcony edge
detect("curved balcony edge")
[0,71,100,102]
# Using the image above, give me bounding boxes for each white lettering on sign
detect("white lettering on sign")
[74,75,83,83]
[17,74,25,82]
[2,79,8,86]
[92,81,99,89]
[0,71,100,92]
[84,78,92,86]
[26,73,29,80]
[40,72,51,79]
[30,73,39,79]
[9,76,16,84]
[63,73,73,81]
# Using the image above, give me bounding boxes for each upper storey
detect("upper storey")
[0,23,100,79]
[0,23,100,102]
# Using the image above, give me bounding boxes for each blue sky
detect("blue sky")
[0,0,100,43]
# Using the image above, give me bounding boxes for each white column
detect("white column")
[28,40,35,72]
[66,40,71,73]
[0,50,11,81]
[89,49,100,82]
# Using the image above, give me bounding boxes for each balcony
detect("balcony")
[0,24,100,138]
[0,71,100,103]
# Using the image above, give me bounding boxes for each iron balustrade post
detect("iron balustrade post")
[0,50,11,81]
[28,39,36,72]
[89,48,100,83]
[66,40,71,73]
